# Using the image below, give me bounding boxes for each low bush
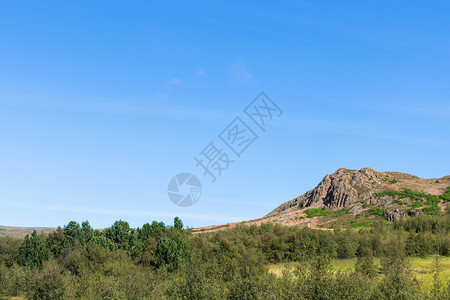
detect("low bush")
[304,208,331,218]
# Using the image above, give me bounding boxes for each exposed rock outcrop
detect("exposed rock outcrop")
[267,168,377,216]
[407,209,423,217]
[383,209,404,221]
[266,167,449,218]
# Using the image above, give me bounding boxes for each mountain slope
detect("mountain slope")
[193,167,449,233]
[266,167,449,217]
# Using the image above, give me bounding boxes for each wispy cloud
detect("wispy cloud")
[165,78,183,87]
[230,61,254,83]
[197,69,207,77]
[0,92,236,121]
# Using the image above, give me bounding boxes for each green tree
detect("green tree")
[139,221,166,241]
[356,254,377,277]
[46,227,65,257]
[87,231,117,251]
[0,236,21,267]
[174,217,184,231]
[105,220,131,250]
[63,221,84,247]
[356,245,377,277]
[26,259,74,300]
[17,231,50,268]
[378,236,420,300]
[157,237,180,272]
[81,221,93,244]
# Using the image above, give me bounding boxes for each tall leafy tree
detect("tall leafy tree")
[106,220,131,250]
[156,237,180,272]
[17,231,50,268]
[174,217,184,231]
[87,231,117,251]
[63,221,84,247]
[81,221,93,244]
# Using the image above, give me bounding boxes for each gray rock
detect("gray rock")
[407,209,422,217]
[383,209,403,221]
[351,205,362,215]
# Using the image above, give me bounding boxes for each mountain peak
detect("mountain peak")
[266,168,449,217]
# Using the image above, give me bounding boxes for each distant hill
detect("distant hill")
[193,167,450,233]
[0,225,55,239]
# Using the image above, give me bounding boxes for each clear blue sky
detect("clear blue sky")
[1,1,449,229]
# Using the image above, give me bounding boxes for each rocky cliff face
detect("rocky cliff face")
[193,167,449,233]
[266,167,449,218]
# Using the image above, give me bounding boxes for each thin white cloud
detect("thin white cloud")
[230,61,254,82]
[165,78,183,87]
[0,92,236,121]
[197,69,207,77]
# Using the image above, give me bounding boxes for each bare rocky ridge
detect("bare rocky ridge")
[266,167,449,218]
[191,167,449,233]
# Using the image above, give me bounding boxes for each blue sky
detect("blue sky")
[1,1,449,228]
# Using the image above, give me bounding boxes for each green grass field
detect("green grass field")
[268,256,450,291]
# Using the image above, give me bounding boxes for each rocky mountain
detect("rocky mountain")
[192,167,449,233]
[266,167,449,218]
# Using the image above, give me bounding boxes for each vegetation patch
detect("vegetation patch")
[384,221,393,227]
[383,175,398,184]
[375,189,431,202]
[422,204,440,215]
[374,188,450,213]
[333,208,350,216]
[362,203,374,208]
[393,199,407,205]
[441,186,450,202]
[346,220,376,228]
[410,200,424,209]
[425,195,440,206]
[304,208,330,218]
[367,208,383,217]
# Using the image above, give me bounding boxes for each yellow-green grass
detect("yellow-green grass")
[268,256,450,291]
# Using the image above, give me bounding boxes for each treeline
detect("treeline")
[0,213,449,299]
